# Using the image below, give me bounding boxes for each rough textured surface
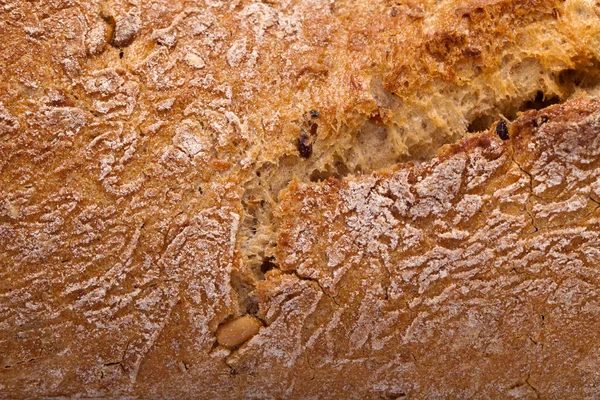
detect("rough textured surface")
[1,0,600,398]
[273,98,600,399]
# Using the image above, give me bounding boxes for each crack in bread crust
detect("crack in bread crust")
[267,99,600,398]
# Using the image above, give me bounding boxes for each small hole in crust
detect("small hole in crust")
[260,257,278,274]
[467,114,496,133]
[467,90,562,134]
[521,91,560,111]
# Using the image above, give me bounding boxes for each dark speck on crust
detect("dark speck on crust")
[297,130,313,158]
[496,120,509,140]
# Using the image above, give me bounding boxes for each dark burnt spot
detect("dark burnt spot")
[309,109,320,118]
[297,130,313,158]
[496,120,509,140]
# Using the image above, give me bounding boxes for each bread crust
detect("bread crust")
[273,98,600,398]
[1,0,600,398]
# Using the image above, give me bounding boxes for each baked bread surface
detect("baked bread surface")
[1,0,600,398]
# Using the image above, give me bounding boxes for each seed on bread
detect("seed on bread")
[297,130,313,158]
[217,316,263,348]
[496,120,509,140]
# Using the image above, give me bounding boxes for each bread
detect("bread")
[1,0,600,398]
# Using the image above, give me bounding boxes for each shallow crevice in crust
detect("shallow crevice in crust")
[223,99,600,398]
[467,59,600,134]
[467,91,562,133]
[237,61,600,287]
[229,94,600,366]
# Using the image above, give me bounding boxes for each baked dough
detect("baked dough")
[1,0,600,398]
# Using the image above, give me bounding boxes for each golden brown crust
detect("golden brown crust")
[271,99,600,398]
[1,0,600,398]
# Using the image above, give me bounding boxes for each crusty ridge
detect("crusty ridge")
[260,98,600,398]
[3,96,600,399]
[1,0,600,398]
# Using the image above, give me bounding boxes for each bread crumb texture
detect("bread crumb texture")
[1,0,600,398]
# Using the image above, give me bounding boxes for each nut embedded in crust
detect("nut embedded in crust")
[216,315,263,348]
[111,14,141,48]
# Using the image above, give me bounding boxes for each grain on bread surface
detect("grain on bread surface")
[1,0,600,398]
